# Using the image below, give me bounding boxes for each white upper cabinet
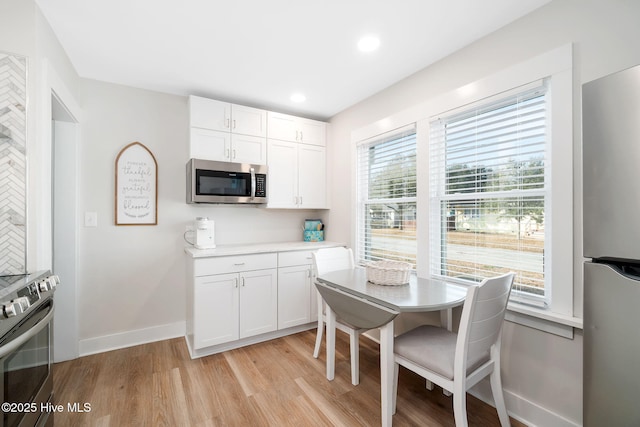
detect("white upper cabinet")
[266,111,328,209]
[267,112,326,146]
[267,140,298,208]
[189,96,266,137]
[189,95,267,164]
[298,143,327,208]
[190,96,230,132]
[267,140,327,209]
[190,128,230,161]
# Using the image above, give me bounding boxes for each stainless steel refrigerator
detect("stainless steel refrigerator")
[583,64,640,426]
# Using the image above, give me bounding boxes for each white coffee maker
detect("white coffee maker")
[194,217,216,249]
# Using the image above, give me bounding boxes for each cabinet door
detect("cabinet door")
[239,269,278,338]
[190,128,230,161]
[189,96,230,131]
[267,112,298,142]
[194,273,239,348]
[298,118,326,146]
[232,104,267,137]
[231,134,267,165]
[267,140,298,208]
[278,265,312,329]
[298,144,327,208]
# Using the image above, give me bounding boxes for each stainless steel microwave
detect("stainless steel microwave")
[186,159,267,204]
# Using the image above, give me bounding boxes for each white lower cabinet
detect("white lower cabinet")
[193,269,277,349]
[193,273,239,348]
[278,265,312,329]
[187,246,338,358]
[277,250,314,329]
[191,253,278,350]
[239,269,278,338]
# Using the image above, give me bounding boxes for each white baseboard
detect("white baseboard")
[470,380,581,427]
[78,321,186,357]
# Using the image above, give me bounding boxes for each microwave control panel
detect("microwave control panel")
[255,175,266,198]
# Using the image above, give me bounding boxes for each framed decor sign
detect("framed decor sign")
[115,142,158,225]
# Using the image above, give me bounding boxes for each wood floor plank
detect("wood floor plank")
[223,347,270,397]
[180,360,220,425]
[121,350,154,426]
[295,377,352,427]
[53,331,527,426]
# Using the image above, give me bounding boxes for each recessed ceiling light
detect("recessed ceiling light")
[290,93,306,103]
[357,35,380,53]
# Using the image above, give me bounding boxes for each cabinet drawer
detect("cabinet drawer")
[278,250,314,267]
[194,253,277,276]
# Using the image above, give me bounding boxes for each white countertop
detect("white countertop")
[184,240,345,258]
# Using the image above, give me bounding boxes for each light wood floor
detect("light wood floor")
[53,330,527,426]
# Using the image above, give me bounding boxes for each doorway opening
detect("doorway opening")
[51,91,79,361]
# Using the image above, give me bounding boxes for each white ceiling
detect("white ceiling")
[36,0,550,120]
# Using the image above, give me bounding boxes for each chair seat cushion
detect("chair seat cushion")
[394,325,489,380]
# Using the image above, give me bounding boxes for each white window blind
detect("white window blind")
[356,125,417,267]
[429,82,549,304]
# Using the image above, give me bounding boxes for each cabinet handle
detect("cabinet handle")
[241,277,245,287]
[299,196,303,205]
[226,118,230,129]
[300,131,303,141]
[296,130,299,141]
[225,148,230,159]
[233,278,238,288]
[233,149,236,159]
[233,119,236,129]
[233,262,245,266]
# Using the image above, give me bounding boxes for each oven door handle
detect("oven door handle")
[0,302,54,359]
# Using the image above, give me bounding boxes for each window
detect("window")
[356,125,417,267]
[429,81,549,305]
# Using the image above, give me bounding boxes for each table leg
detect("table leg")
[380,320,394,427]
[326,304,336,381]
[440,308,453,396]
[440,307,454,331]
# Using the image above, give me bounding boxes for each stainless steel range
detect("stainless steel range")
[0,271,58,427]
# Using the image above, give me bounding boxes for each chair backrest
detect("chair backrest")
[312,247,354,277]
[455,272,515,374]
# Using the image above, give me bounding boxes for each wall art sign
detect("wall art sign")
[115,142,157,225]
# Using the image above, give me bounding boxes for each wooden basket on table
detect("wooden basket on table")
[366,260,412,286]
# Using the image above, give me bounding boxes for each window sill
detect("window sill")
[505,302,583,339]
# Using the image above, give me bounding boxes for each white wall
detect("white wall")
[326,1,640,425]
[76,78,326,353]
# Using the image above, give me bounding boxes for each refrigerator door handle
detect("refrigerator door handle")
[595,260,640,281]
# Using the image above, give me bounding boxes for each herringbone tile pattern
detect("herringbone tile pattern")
[0,52,27,275]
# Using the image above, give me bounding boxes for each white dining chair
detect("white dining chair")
[392,272,515,427]
[312,247,368,386]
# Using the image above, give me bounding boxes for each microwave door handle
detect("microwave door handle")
[250,167,256,200]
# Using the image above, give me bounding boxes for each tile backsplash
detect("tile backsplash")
[0,52,27,275]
